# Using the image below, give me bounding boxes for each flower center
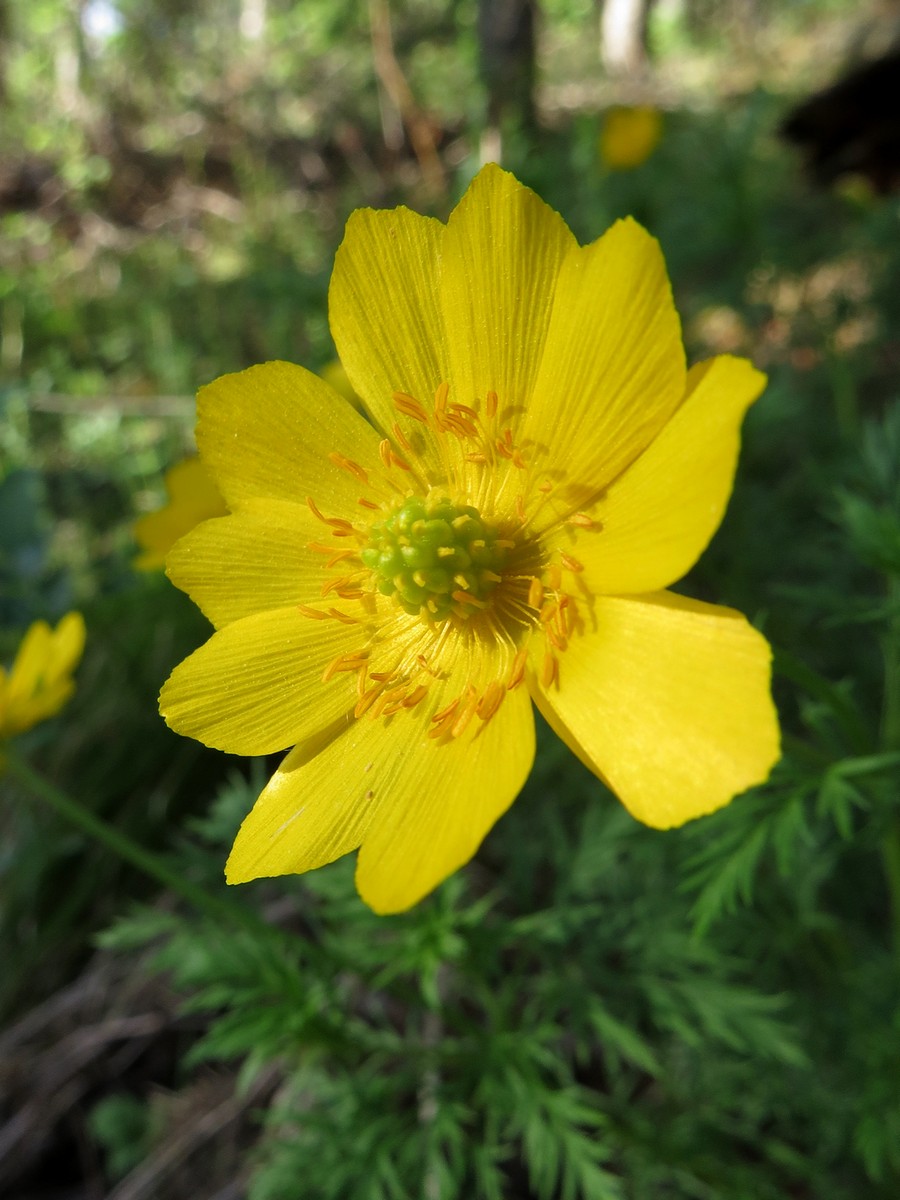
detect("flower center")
[360,493,510,622]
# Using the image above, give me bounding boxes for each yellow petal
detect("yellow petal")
[6,620,52,706]
[196,361,386,514]
[134,457,227,571]
[545,356,766,593]
[522,219,686,531]
[441,163,574,427]
[355,680,534,913]
[159,606,373,755]
[227,656,535,914]
[45,612,86,684]
[166,499,338,629]
[329,206,447,485]
[532,591,779,828]
[225,716,374,881]
[2,613,85,736]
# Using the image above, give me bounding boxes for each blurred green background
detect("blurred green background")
[3,1,900,1198]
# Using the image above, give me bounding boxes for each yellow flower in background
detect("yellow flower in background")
[600,105,663,170]
[134,457,227,570]
[0,613,86,739]
[160,164,779,914]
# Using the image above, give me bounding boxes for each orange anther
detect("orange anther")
[392,392,429,423]
[507,648,528,690]
[391,421,413,453]
[476,681,505,721]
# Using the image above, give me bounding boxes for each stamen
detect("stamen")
[527,578,544,610]
[328,452,369,484]
[379,439,392,469]
[485,390,498,419]
[306,497,355,536]
[450,686,479,737]
[402,684,429,708]
[328,608,361,624]
[355,680,387,717]
[560,552,584,573]
[450,402,479,420]
[358,497,380,510]
[476,681,505,721]
[567,513,599,529]
[298,604,328,620]
[322,650,369,683]
[431,696,460,724]
[393,392,430,423]
[428,695,461,739]
[444,414,478,439]
[547,564,563,591]
[321,575,362,597]
[545,625,567,652]
[556,595,571,638]
[515,496,527,523]
[538,481,553,494]
[306,497,329,524]
[371,683,410,719]
[391,421,413,453]
[465,452,488,464]
[507,648,528,690]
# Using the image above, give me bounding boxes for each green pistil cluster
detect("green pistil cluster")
[361,494,509,621]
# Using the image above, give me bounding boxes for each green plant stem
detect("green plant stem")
[6,749,262,932]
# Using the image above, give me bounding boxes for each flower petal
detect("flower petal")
[6,621,52,705]
[196,361,386,514]
[134,457,226,571]
[545,356,766,593]
[441,163,574,423]
[356,679,534,913]
[226,672,535,914]
[329,205,448,484]
[167,500,346,629]
[532,591,779,828]
[46,612,86,684]
[159,606,373,755]
[522,219,686,531]
[225,716,373,881]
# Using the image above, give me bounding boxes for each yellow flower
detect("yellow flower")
[600,105,663,170]
[160,165,779,914]
[134,457,228,571]
[0,613,86,739]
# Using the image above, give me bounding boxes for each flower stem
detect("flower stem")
[5,750,260,931]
